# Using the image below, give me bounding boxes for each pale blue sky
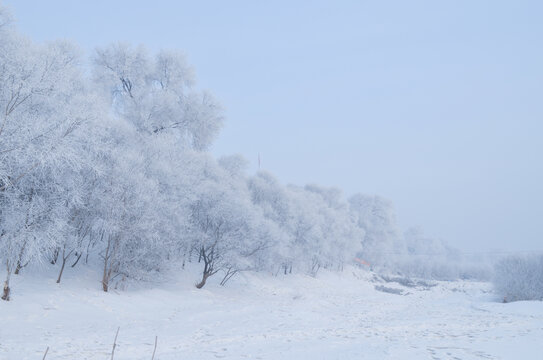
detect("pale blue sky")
[5,0,542,252]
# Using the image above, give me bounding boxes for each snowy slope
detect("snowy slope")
[1,265,542,360]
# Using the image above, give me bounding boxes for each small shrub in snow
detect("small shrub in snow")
[379,275,436,289]
[374,285,405,295]
[493,255,543,302]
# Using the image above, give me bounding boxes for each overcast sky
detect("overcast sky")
[5,0,542,253]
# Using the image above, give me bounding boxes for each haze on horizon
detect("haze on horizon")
[5,0,542,253]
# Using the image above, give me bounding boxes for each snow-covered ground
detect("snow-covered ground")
[1,265,542,360]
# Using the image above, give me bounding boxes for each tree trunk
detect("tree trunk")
[195,273,209,289]
[1,280,10,301]
[102,270,109,292]
[195,246,217,289]
[220,267,239,286]
[16,189,33,274]
[71,252,82,268]
[14,240,29,275]
[2,263,11,301]
[50,247,60,265]
[102,235,111,292]
[14,261,22,275]
[56,247,73,284]
[56,257,67,284]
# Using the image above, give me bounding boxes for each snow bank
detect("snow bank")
[1,265,543,359]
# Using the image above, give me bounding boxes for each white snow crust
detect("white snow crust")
[1,266,542,359]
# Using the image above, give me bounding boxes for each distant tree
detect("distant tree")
[248,174,362,276]
[494,255,543,302]
[304,185,363,271]
[248,172,296,274]
[348,194,405,268]
[218,154,249,178]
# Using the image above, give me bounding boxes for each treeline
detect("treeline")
[0,6,480,301]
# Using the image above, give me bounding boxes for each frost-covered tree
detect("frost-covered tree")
[248,173,362,276]
[304,185,363,270]
[247,172,293,272]
[83,116,177,292]
[494,255,543,302]
[90,43,228,290]
[0,16,99,300]
[392,227,466,280]
[218,154,248,178]
[93,43,222,150]
[285,186,361,275]
[0,2,486,298]
[348,194,405,268]
[188,158,271,288]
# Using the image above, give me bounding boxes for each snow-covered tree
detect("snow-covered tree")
[93,43,222,150]
[0,2,486,299]
[494,255,543,302]
[248,174,362,276]
[90,42,229,290]
[187,158,271,288]
[348,194,405,268]
[304,185,363,270]
[0,17,100,299]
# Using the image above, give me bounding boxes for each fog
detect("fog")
[6,0,542,252]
